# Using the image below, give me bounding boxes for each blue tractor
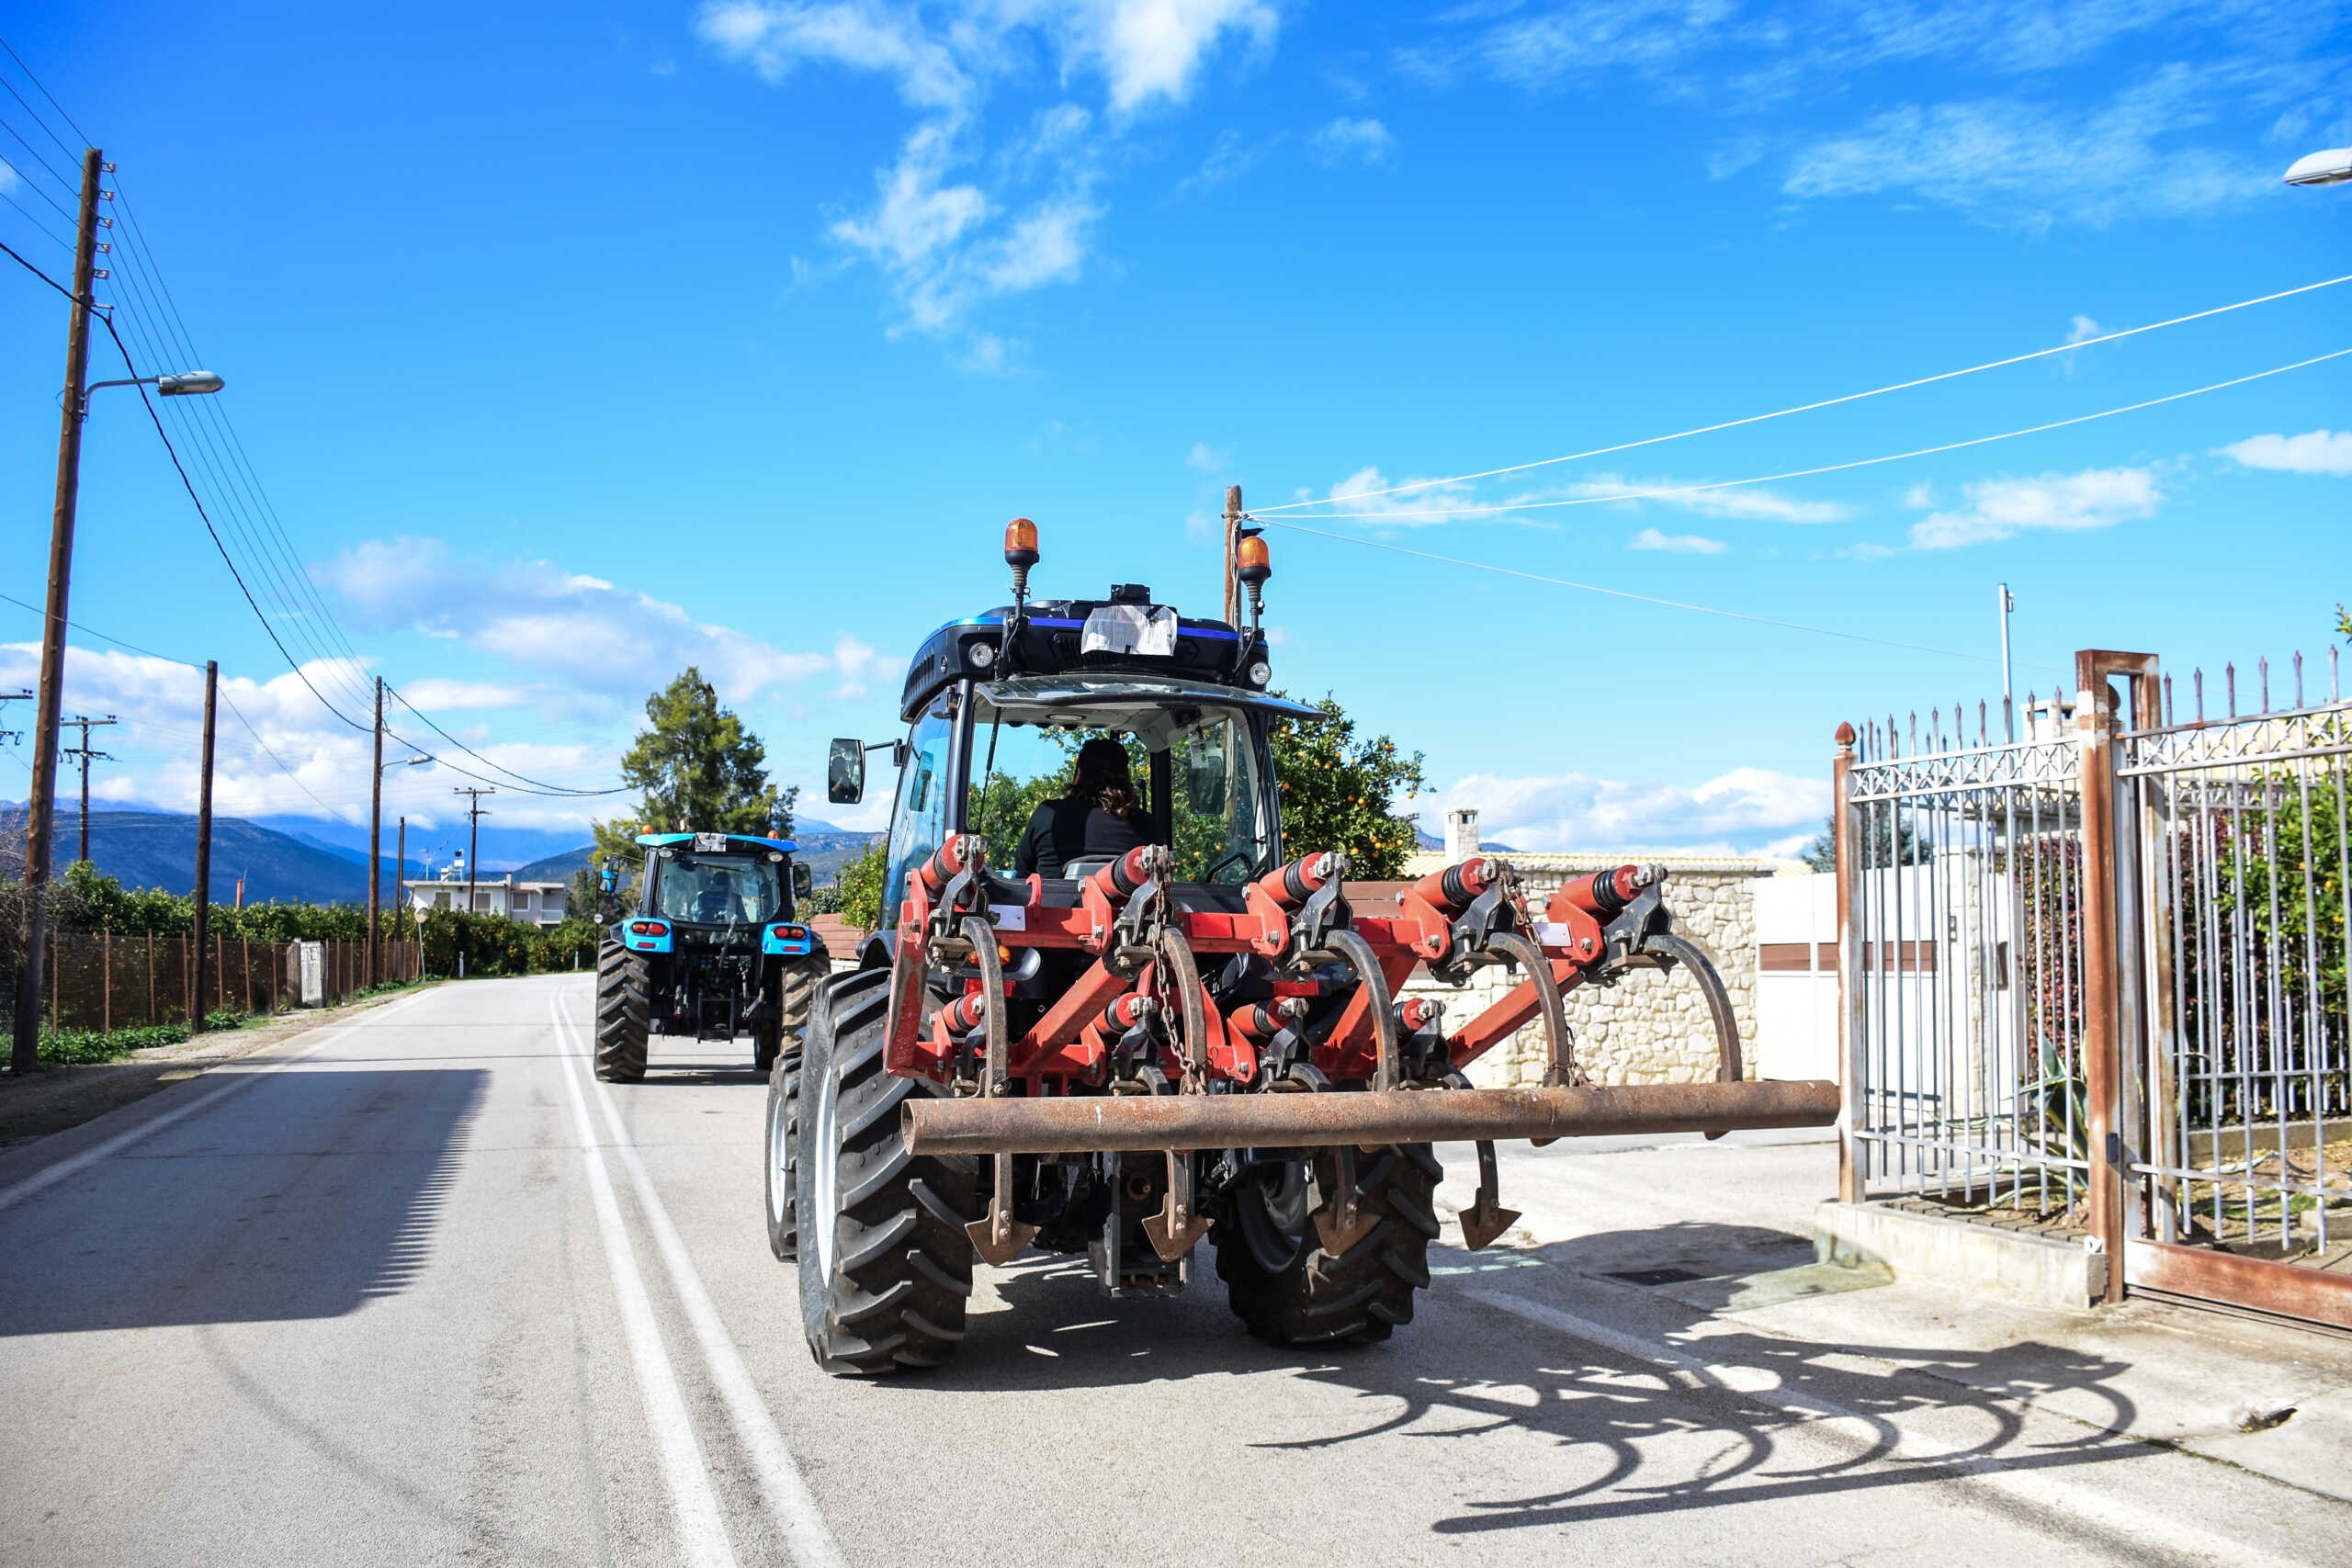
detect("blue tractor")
[594,829,830,1082]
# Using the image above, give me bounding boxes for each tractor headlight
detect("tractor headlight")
[966,638,997,670]
[1247,660,1272,687]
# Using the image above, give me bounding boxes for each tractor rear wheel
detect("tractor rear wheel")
[1213,1145,1442,1347]
[796,968,976,1374]
[776,935,831,1054]
[763,1043,799,1258]
[594,942,650,1083]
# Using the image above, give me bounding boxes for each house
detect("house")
[402,860,571,928]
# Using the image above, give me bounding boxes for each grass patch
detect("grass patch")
[39,1008,251,1066]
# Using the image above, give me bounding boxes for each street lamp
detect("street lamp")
[78,369,225,418]
[2284,148,2352,187]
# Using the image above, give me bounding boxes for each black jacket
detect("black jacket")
[1012,797,1150,876]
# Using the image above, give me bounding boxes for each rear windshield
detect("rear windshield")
[648,851,785,925]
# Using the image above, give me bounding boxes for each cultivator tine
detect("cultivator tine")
[1458,1139,1521,1252]
[1314,1144,1378,1255]
[959,916,1036,1267]
[1142,1151,1207,1261]
[1326,929,1400,1091]
[1141,926,1210,1262]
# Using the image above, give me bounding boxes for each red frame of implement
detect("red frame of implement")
[882,846,1641,1089]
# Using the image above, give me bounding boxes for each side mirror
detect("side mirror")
[828,738,866,805]
[791,862,814,900]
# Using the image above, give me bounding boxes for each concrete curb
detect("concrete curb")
[1815,1198,2107,1311]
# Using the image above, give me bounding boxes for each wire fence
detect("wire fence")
[31,933,421,1032]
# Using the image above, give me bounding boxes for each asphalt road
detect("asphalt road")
[3,974,2346,1567]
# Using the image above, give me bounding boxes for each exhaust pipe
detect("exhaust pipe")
[903,1079,1839,1156]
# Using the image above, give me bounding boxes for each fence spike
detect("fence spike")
[2294,650,2304,710]
[2027,690,2038,739]
[2334,645,2341,705]
[1889,712,1899,758]
[2227,662,2236,718]
[2195,668,2204,724]
[2162,673,2173,728]
[1979,699,1988,746]
[2260,656,2270,713]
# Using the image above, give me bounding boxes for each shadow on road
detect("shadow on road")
[0,1066,487,1337]
[931,1218,2143,1539]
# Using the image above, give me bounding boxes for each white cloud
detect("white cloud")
[317,536,873,704]
[1628,527,1725,555]
[1407,4,2336,229]
[1186,441,1229,471]
[1419,765,1827,855]
[1308,117,1396,167]
[1299,464,1845,528]
[698,0,1276,349]
[2065,314,2103,344]
[0,642,604,830]
[399,678,535,711]
[1170,127,1281,198]
[1561,473,1849,523]
[1907,466,2161,549]
[2220,429,2352,476]
[1781,79,2265,230]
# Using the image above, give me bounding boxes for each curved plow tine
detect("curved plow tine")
[960,914,1037,1266]
[1459,1139,1521,1252]
[1140,927,1210,1263]
[1311,929,1397,1254]
[1635,931,1744,1139]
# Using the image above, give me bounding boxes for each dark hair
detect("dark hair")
[1068,737,1139,818]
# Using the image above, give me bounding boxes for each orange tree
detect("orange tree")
[1268,695,1427,879]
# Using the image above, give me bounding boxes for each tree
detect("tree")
[1798,811,1926,873]
[1268,695,1427,880]
[590,668,794,869]
[833,840,888,932]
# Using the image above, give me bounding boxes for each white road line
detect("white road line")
[0,986,441,1215]
[551,989,741,1568]
[554,984,849,1568]
[1466,1286,2309,1568]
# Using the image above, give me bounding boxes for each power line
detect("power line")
[383,685,629,797]
[0,151,73,221]
[0,36,91,149]
[1268,347,2352,521]
[0,232,72,298]
[1255,271,2352,515]
[0,187,71,250]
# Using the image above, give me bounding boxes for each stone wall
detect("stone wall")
[1390,851,1796,1089]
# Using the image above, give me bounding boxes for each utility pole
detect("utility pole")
[1997,583,2017,743]
[61,714,117,863]
[368,677,383,987]
[454,786,494,916]
[13,146,107,1077]
[1221,485,1243,626]
[395,815,407,981]
[190,661,217,1033]
[0,689,32,745]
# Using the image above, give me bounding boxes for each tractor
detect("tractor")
[594,829,831,1083]
[772,516,1838,1373]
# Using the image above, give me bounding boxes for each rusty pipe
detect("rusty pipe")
[903,1078,1840,1156]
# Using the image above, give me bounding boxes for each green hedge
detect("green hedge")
[418,909,604,977]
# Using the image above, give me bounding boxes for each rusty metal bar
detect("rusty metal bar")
[904,1078,1841,1156]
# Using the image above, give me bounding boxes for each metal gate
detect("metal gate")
[1838,649,2352,1328]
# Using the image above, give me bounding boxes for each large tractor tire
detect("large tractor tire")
[763,1043,800,1258]
[796,968,976,1374]
[594,942,651,1083]
[755,932,831,1077]
[1213,1144,1442,1347]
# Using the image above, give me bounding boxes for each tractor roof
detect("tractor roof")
[634,831,798,853]
[901,586,1270,719]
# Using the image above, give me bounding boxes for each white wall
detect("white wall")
[1753,873,1839,1082]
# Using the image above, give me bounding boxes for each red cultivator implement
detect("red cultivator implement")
[776,519,1837,1374]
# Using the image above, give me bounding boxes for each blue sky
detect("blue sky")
[2,1,2347,865]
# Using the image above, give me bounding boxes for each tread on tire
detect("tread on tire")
[594,942,650,1083]
[1213,1144,1441,1347]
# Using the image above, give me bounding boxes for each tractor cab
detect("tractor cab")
[828,523,1304,942]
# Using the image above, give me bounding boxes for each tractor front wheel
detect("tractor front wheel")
[594,942,650,1083]
[796,968,976,1374]
[1213,1145,1441,1347]
[763,1043,799,1258]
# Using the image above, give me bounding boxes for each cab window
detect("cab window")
[881,703,956,929]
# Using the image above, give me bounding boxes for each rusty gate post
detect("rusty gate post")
[1833,722,1862,1203]
[2075,649,2157,1305]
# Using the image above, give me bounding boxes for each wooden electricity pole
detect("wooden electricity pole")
[190,661,217,1032]
[1221,485,1243,627]
[455,786,494,915]
[62,714,117,863]
[12,146,106,1076]
[395,815,407,981]
[367,677,383,987]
